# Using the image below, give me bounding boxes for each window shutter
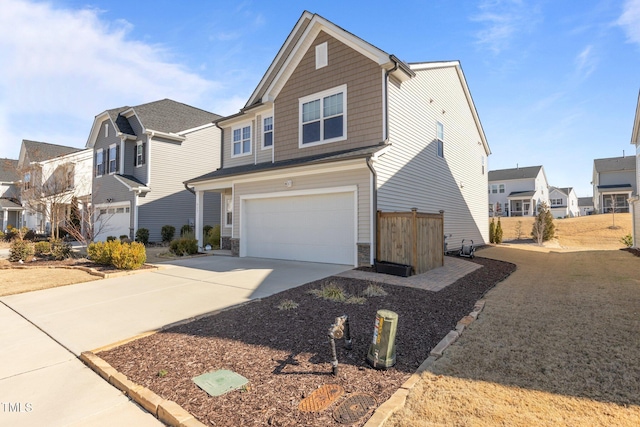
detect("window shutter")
[94,152,98,177]
[105,148,109,173]
[142,142,146,165]
[134,145,137,167]
[116,145,120,172]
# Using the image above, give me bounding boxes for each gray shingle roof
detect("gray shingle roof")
[593,156,636,173]
[508,190,536,198]
[578,197,593,207]
[106,107,135,135]
[22,140,82,163]
[550,186,573,196]
[186,144,388,185]
[0,159,20,182]
[0,198,23,210]
[132,99,222,134]
[488,166,542,181]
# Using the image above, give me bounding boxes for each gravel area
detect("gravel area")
[99,256,515,427]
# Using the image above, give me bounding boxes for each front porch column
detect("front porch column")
[195,190,204,249]
[2,209,7,230]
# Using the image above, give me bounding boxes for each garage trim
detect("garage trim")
[239,185,358,265]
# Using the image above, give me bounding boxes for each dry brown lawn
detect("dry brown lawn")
[493,213,632,249]
[385,246,640,426]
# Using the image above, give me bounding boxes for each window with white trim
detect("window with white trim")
[95,150,104,177]
[135,141,145,167]
[299,85,346,146]
[551,198,563,206]
[436,121,444,158]
[108,144,118,174]
[263,117,273,148]
[224,194,233,227]
[232,124,251,156]
[499,184,505,193]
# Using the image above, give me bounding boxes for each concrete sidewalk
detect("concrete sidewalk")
[0,303,161,427]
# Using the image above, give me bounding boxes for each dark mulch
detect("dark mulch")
[622,247,640,257]
[99,257,515,427]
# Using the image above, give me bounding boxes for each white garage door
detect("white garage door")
[243,192,355,265]
[94,205,131,242]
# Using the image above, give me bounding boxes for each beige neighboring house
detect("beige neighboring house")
[185,11,491,266]
[631,90,640,247]
[17,140,93,236]
[0,158,23,231]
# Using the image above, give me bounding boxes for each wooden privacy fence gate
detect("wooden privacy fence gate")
[376,209,444,274]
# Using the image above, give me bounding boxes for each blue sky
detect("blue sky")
[1,0,639,197]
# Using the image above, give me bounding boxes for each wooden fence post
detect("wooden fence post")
[376,210,381,261]
[411,208,417,271]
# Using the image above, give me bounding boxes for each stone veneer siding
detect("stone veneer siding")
[230,238,240,257]
[221,236,232,250]
[357,243,371,267]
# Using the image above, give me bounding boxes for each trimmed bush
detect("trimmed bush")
[106,236,117,242]
[9,240,34,262]
[489,218,496,244]
[34,241,51,256]
[119,235,129,240]
[205,225,221,248]
[203,225,213,236]
[161,225,175,243]
[88,240,118,265]
[180,224,193,237]
[110,241,146,270]
[50,239,72,260]
[135,228,149,245]
[495,218,504,244]
[169,237,198,256]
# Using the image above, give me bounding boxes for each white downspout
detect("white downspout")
[195,190,204,249]
[133,191,139,240]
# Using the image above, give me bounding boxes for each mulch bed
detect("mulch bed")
[99,257,515,427]
[622,247,640,257]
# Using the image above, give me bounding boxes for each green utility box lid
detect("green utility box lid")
[192,369,248,397]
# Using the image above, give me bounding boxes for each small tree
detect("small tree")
[489,218,496,244]
[531,202,555,245]
[515,220,523,240]
[495,217,504,244]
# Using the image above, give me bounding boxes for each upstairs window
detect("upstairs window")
[263,117,273,148]
[108,145,119,174]
[499,184,505,193]
[436,121,444,158]
[95,150,104,177]
[135,142,145,167]
[299,85,346,147]
[23,172,31,190]
[232,125,251,157]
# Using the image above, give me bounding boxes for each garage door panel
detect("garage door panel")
[244,192,355,265]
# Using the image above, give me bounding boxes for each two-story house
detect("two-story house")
[17,140,92,236]
[0,158,22,231]
[488,165,549,217]
[86,99,222,242]
[630,90,640,247]
[549,186,579,218]
[185,11,490,267]
[578,197,594,216]
[592,155,636,214]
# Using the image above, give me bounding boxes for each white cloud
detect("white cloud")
[618,0,640,45]
[575,45,598,79]
[0,0,223,158]
[471,0,540,54]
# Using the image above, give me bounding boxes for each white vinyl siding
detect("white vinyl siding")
[380,66,489,249]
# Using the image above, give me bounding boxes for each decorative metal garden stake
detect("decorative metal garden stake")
[328,315,352,375]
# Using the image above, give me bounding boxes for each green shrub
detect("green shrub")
[621,234,633,248]
[119,234,129,240]
[161,225,175,243]
[495,218,503,244]
[135,228,149,245]
[203,225,213,236]
[180,224,193,237]
[489,218,496,244]
[205,225,221,248]
[50,239,72,260]
[88,240,119,265]
[169,237,198,256]
[9,240,34,262]
[34,241,51,256]
[24,229,36,241]
[110,241,146,270]
[106,236,117,242]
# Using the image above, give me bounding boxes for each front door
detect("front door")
[523,202,530,216]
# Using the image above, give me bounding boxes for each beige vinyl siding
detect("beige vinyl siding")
[139,126,221,242]
[255,113,274,164]
[232,165,371,244]
[378,66,488,249]
[222,119,257,168]
[274,31,383,161]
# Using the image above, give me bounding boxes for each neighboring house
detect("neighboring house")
[578,197,594,216]
[0,158,23,231]
[592,156,636,214]
[184,11,490,267]
[17,140,92,235]
[549,186,579,218]
[488,166,549,217]
[630,90,640,247]
[86,99,222,242]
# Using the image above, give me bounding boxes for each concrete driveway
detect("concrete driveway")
[2,256,351,355]
[0,255,350,426]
